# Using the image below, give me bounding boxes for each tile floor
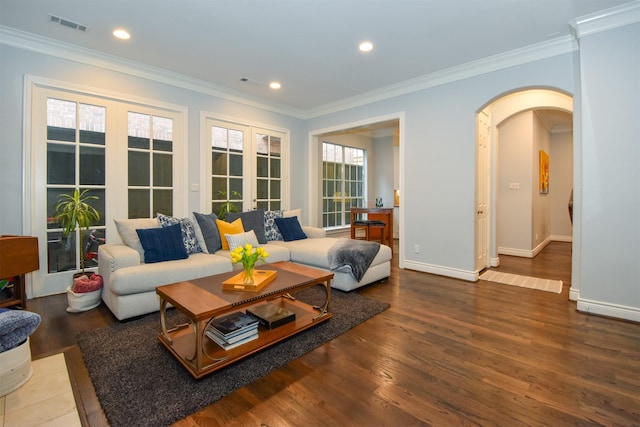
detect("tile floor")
[0,353,81,427]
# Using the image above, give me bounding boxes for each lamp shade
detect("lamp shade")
[0,236,40,278]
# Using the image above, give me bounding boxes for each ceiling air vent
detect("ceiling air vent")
[49,14,88,32]
[240,77,262,85]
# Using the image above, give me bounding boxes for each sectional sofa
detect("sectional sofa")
[98,211,392,321]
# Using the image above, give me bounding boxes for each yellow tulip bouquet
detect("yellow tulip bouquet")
[230,243,269,284]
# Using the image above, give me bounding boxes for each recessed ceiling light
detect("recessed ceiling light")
[359,41,373,52]
[269,82,281,90]
[113,29,130,40]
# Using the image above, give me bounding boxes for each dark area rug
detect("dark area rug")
[77,286,389,427]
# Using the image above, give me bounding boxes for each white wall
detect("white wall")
[496,109,564,256]
[575,22,640,320]
[373,136,395,208]
[497,110,534,252]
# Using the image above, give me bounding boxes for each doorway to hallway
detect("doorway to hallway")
[475,89,573,273]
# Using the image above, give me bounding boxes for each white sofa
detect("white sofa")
[99,222,391,321]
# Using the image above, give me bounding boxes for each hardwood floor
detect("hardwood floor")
[26,241,639,426]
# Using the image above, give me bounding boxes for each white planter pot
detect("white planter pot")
[66,285,101,313]
[0,338,33,396]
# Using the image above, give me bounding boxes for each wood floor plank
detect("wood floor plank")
[25,241,640,426]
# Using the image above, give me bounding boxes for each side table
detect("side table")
[0,236,40,309]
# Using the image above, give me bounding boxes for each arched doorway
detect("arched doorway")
[476,88,573,272]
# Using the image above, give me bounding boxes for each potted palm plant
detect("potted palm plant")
[54,189,100,274]
[54,189,103,312]
[216,190,242,220]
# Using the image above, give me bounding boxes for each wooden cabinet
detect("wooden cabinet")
[0,236,39,309]
[350,208,393,252]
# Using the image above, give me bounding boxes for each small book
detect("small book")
[247,303,296,329]
[206,325,258,345]
[205,330,258,350]
[209,311,259,336]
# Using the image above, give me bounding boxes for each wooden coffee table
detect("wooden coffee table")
[156,261,333,378]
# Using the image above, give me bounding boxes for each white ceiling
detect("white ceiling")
[0,0,631,117]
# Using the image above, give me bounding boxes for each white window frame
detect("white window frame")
[23,75,188,297]
[199,112,290,214]
[321,142,366,229]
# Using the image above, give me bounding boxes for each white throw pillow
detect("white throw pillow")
[225,230,260,251]
[114,218,159,262]
[284,208,302,220]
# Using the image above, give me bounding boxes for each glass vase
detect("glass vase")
[243,265,255,285]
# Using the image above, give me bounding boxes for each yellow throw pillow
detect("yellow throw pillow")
[216,218,244,250]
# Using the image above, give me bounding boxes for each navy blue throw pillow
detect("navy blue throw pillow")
[274,216,307,242]
[136,224,188,263]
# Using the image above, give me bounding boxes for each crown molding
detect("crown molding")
[4,15,623,121]
[304,36,578,119]
[570,1,640,39]
[0,26,307,119]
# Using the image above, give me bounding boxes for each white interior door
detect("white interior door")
[475,111,490,271]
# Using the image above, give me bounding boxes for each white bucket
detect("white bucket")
[66,285,102,313]
[0,337,33,396]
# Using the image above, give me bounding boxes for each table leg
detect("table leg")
[313,278,332,320]
[193,319,204,371]
[159,297,172,344]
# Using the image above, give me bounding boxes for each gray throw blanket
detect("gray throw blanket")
[328,239,380,282]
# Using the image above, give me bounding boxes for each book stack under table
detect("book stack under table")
[205,311,259,350]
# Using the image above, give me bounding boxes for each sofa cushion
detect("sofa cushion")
[109,253,232,296]
[225,230,260,251]
[264,210,284,241]
[157,213,202,254]
[193,212,222,253]
[114,217,159,262]
[275,216,307,242]
[216,218,244,250]
[225,209,267,244]
[136,224,189,263]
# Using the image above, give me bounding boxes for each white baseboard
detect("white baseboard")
[498,246,535,258]
[550,234,573,243]
[569,286,580,301]
[498,236,571,259]
[403,260,476,282]
[577,298,640,322]
[490,257,500,267]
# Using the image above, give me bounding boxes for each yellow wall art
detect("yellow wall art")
[539,150,549,194]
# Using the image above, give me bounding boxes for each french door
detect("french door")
[203,118,288,217]
[28,80,185,297]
